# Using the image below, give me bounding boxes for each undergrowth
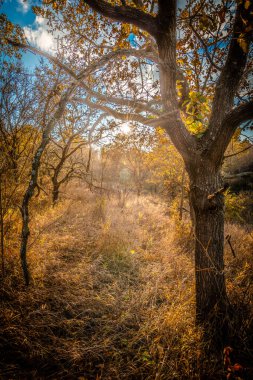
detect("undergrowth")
[0,188,252,379]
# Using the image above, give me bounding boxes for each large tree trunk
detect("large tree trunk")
[188,160,228,334]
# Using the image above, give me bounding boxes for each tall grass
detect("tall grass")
[0,187,252,379]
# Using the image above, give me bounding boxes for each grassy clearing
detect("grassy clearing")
[0,188,252,379]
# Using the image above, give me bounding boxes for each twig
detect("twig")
[207,184,229,200]
[224,144,252,158]
[225,235,236,258]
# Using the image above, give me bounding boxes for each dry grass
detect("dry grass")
[0,187,252,379]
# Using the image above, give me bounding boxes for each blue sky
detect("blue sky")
[1,1,188,69]
[2,0,36,26]
[1,0,56,68]
[1,0,144,69]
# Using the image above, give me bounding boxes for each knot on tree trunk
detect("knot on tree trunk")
[190,183,224,212]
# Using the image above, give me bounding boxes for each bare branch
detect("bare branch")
[7,39,78,79]
[77,48,159,78]
[73,88,161,116]
[7,39,159,78]
[189,22,222,71]
[78,97,177,127]
[8,39,190,115]
[88,114,108,141]
[224,171,253,180]
[65,141,88,160]
[224,145,252,159]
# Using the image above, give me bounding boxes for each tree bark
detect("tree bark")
[188,160,228,332]
[20,138,49,286]
[86,144,92,173]
[19,84,77,285]
[52,179,60,205]
[0,173,5,277]
[179,167,185,221]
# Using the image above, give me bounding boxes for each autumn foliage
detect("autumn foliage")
[1,0,253,378]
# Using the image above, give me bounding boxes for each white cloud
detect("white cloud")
[17,0,30,13]
[35,15,45,25]
[24,27,55,51]
[24,16,56,52]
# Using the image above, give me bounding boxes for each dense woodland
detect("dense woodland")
[0,0,253,379]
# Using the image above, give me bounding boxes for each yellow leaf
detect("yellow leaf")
[238,34,248,53]
[245,24,253,32]
[245,0,250,10]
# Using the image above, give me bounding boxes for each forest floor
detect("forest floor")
[0,187,253,379]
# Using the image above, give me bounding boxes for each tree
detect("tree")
[1,20,115,282]
[7,0,253,335]
[0,63,39,278]
[45,108,107,204]
[108,128,154,197]
[46,113,87,205]
[144,127,184,198]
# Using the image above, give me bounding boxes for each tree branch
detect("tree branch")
[65,141,88,160]
[88,114,108,141]
[8,39,189,115]
[73,89,161,116]
[189,22,222,71]
[7,39,159,79]
[77,97,177,127]
[156,0,195,160]
[7,39,79,79]
[8,21,194,160]
[76,47,159,78]
[224,171,253,180]
[207,0,252,130]
[224,145,252,159]
[200,0,252,161]
[209,100,253,162]
[82,0,158,37]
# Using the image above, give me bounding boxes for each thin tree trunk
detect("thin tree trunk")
[86,144,92,173]
[179,167,185,220]
[52,173,60,205]
[52,183,60,205]
[0,173,5,277]
[20,137,49,286]
[19,84,76,285]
